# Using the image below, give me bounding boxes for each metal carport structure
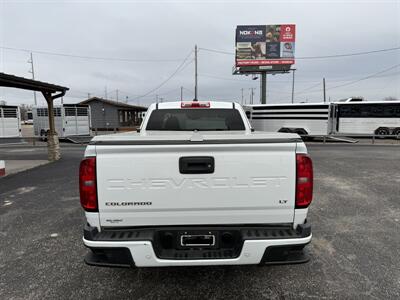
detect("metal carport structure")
[0,72,69,161]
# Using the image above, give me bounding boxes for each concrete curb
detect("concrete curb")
[0,160,49,177]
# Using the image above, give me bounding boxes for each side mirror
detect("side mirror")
[251,128,255,132]
[136,128,140,133]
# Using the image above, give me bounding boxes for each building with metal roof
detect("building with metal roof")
[79,97,147,131]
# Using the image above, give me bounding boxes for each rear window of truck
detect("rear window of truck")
[146,108,245,131]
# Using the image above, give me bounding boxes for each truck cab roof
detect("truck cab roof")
[150,101,237,110]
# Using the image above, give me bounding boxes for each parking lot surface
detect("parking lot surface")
[0,143,399,299]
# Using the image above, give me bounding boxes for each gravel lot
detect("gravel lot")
[0,143,399,299]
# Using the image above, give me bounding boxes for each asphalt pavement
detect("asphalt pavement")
[0,143,399,299]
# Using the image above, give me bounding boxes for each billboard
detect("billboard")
[235,24,295,69]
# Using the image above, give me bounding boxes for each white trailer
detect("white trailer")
[331,101,400,137]
[33,104,91,139]
[245,100,400,137]
[245,103,331,135]
[0,105,21,138]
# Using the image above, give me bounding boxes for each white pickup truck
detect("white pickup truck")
[80,101,313,267]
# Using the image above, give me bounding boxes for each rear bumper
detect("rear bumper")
[83,224,312,267]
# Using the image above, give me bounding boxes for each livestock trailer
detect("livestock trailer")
[245,100,400,137]
[33,104,91,138]
[331,101,400,136]
[0,105,21,138]
[245,103,331,135]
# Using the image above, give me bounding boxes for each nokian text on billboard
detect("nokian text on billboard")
[235,24,296,67]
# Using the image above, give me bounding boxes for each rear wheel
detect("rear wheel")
[278,128,291,133]
[393,128,400,140]
[43,130,50,142]
[294,128,308,136]
[40,129,46,141]
[375,127,390,138]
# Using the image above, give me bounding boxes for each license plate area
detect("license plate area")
[180,234,215,247]
[154,228,243,259]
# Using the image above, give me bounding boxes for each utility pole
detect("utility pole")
[249,88,255,104]
[241,88,244,105]
[116,89,119,102]
[125,96,128,103]
[28,52,37,106]
[323,78,326,103]
[87,93,91,99]
[194,44,198,100]
[104,86,108,99]
[291,69,296,104]
[156,94,159,104]
[180,86,183,101]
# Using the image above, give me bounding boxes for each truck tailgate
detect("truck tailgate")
[95,142,296,227]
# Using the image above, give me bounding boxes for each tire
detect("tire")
[294,128,308,136]
[41,130,50,142]
[375,127,390,138]
[393,128,400,140]
[278,128,291,133]
[40,129,46,141]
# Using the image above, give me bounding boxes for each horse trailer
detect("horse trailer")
[245,100,400,138]
[331,101,400,137]
[0,105,21,138]
[245,103,331,136]
[33,104,91,139]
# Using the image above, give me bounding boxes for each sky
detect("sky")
[0,0,399,107]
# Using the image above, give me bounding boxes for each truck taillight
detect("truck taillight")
[295,154,313,208]
[79,157,98,212]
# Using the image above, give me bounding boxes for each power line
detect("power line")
[297,63,400,95]
[296,82,322,95]
[199,48,234,55]
[298,47,400,60]
[127,87,182,102]
[199,72,334,83]
[327,63,400,90]
[0,46,184,63]
[198,46,400,60]
[133,50,194,100]
[128,58,195,101]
